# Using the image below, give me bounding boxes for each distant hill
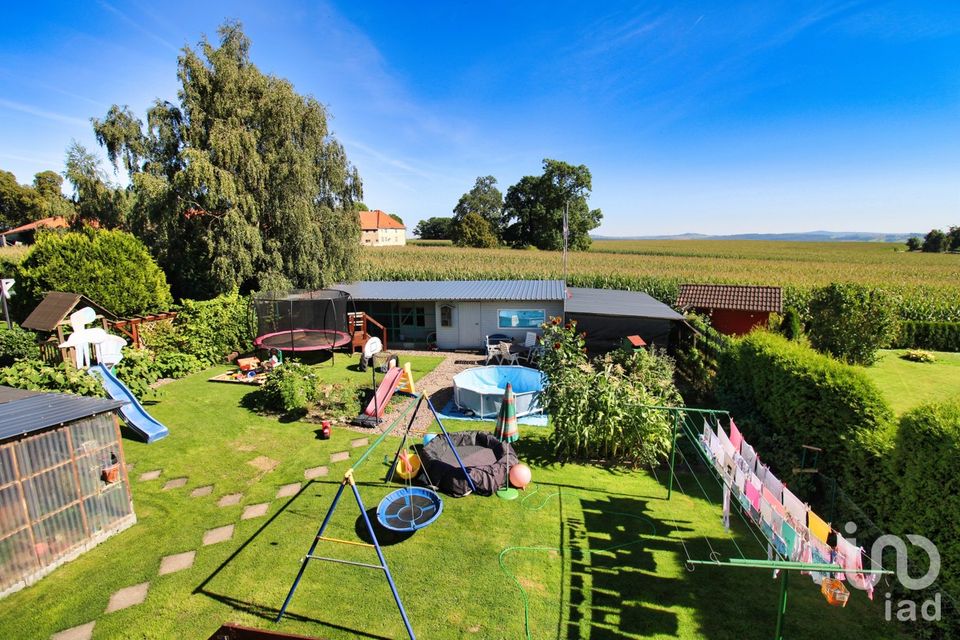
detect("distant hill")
[592,230,922,243]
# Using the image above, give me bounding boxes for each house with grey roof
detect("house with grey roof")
[336,280,684,351]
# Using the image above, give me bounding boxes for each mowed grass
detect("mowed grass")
[0,359,908,639]
[859,349,960,415]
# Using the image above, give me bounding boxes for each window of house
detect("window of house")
[440,305,454,327]
[399,306,426,327]
[497,309,545,329]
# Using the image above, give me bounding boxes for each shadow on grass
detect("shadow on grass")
[192,480,393,640]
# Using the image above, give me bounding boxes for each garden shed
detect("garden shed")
[21,291,117,363]
[564,287,686,352]
[0,387,132,599]
[676,284,782,336]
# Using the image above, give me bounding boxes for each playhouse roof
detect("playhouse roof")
[21,292,117,333]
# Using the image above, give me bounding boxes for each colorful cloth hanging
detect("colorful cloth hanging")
[808,511,831,545]
[762,471,784,503]
[729,418,743,452]
[837,535,878,600]
[740,441,757,474]
[782,487,808,527]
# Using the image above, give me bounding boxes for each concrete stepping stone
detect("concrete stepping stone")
[138,470,161,481]
[304,465,328,480]
[202,524,234,546]
[50,622,95,640]
[162,477,187,491]
[105,582,150,613]
[330,451,349,463]
[190,485,213,498]
[276,483,301,498]
[217,493,242,507]
[158,551,196,576]
[351,437,369,448]
[241,503,270,520]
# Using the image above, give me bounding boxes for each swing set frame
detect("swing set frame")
[653,404,892,640]
[275,394,476,640]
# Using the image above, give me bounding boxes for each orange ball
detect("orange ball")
[509,463,532,489]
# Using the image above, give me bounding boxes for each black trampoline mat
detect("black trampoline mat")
[456,445,498,468]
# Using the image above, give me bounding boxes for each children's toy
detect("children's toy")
[509,463,532,490]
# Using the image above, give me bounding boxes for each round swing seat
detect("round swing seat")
[376,487,443,532]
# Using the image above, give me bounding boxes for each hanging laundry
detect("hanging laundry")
[761,486,785,517]
[740,441,757,474]
[729,418,743,452]
[781,521,798,560]
[810,547,831,585]
[762,471,784,503]
[760,495,774,526]
[722,483,731,530]
[772,531,788,558]
[837,535,879,600]
[755,462,769,485]
[782,487,808,527]
[718,425,736,458]
[808,511,831,545]
[745,477,762,512]
[771,510,785,537]
[734,467,746,494]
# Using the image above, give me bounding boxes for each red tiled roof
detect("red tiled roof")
[676,284,782,313]
[1,216,69,236]
[359,210,405,230]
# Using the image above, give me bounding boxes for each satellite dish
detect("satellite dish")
[362,336,383,360]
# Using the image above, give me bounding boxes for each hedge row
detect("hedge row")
[715,331,894,491]
[893,321,960,352]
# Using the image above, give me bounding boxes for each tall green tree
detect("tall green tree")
[32,171,75,220]
[452,212,498,248]
[807,283,899,365]
[0,170,44,228]
[413,216,453,239]
[922,228,948,253]
[64,142,128,228]
[905,236,921,251]
[91,21,363,299]
[453,176,503,240]
[947,226,960,252]
[501,159,602,250]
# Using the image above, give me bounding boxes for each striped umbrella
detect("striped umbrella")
[494,383,519,443]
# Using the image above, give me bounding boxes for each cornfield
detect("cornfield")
[360,240,960,321]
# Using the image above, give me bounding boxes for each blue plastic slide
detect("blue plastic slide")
[89,364,169,443]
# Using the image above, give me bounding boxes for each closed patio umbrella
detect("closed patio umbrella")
[494,383,519,500]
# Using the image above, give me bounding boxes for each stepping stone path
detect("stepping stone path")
[202,525,234,546]
[217,493,242,507]
[351,437,369,448]
[241,503,270,520]
[105,582,150,613]
[190,485,213,498]
[158,551,195,576]
[138,470,161,481]
[50,622,95,640]
[276,483,301,498]
[330,451,349,463]
[304,465,328,480]
[162,477,187,491]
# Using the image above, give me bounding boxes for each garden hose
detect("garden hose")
[497,486,658,640]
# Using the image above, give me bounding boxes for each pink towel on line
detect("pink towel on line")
[729,418,743,453]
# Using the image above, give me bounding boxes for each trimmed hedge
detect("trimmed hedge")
[715,331,894,490]
[893,321,960,352]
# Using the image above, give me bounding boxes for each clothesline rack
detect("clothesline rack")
[646,404,894,640]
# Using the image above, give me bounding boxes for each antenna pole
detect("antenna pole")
[562,200,569,286]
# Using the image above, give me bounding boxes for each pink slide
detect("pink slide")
[363,367,404,417]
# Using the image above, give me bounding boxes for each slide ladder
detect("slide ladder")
[89,364,169,443]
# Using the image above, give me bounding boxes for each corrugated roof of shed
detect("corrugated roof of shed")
[337,280,566,302]
[565,287,685,320]
[0,387,124,442]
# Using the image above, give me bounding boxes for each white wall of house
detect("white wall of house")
[434,300,563,349]
[360,228,406,246]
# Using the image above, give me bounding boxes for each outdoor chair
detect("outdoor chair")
[485,334,511,364]
[498,341,520,365]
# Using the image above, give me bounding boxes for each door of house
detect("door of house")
[457,303,483,348]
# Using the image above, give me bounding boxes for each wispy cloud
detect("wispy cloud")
[0,98,88,127]
[0,151,65,168]
[97,1,179,53]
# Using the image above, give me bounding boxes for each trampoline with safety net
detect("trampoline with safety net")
[252,289,354,355]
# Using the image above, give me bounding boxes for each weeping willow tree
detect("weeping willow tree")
[92,21,362,299]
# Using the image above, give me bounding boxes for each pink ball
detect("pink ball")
[509,463,532,489]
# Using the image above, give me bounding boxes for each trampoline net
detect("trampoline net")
[252,289,352,350]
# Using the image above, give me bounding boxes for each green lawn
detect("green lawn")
[0,357,907,639]
[859,349,960,415]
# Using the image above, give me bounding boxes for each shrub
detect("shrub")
[0,324,40,366]
[173,291,253,363]
[674,313,730,404]
[153,351,205,379]
[112,347,160,399]
[807,283,899,365]
[259,363,320,413]
[902,349,936,363]
[779,306,802,341]
[715,331,894,492]
[893,321,960,352]
[15,228,173,317]
[0,360,104,397]
[539,318,681,465]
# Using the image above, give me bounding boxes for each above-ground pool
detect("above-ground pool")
[453,366,545,418]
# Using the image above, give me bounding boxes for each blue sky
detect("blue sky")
[1,1,958,236]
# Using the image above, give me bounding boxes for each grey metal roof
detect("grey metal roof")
[0,387,124,442]
[337,280,566,302]
[565,287,685,321]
